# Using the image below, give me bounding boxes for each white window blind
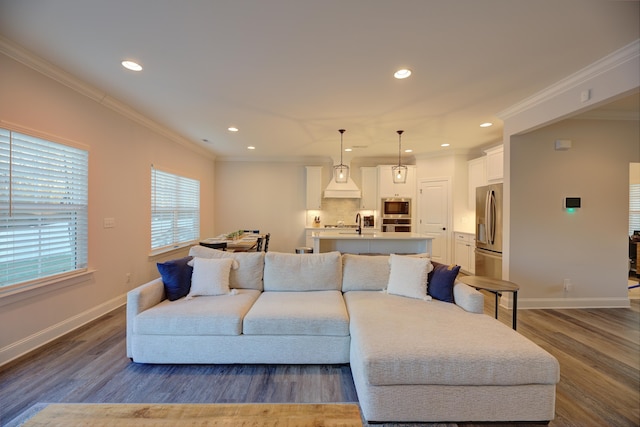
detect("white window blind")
[151,167,200,252]
[0,128,89,288]
[631,183,640,236]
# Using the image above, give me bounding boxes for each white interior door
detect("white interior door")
[418,178,451,264]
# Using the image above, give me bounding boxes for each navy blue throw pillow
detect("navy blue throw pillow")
[157,256,193,301]
[427,261,460,303]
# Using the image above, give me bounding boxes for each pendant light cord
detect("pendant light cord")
[397,130,404,167]
[339,129,345,166]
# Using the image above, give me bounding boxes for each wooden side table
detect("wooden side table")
[459,276,520,330]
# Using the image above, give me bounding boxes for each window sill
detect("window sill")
[148,241,198,258]
[0,269,96,308]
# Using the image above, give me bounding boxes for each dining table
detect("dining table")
[200,233,263,252]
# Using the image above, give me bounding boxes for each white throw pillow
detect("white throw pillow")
[386,254,431,300]
[188,245,265,290]
[187,257,236,297]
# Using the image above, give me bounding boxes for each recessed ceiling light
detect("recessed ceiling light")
[480,122,493,128]
[394,68,412,79]
[121,60,142,71]
[228,127,239,132]
[441,143,450,147]
[247,146,255,150]
[344,148,353,152]
[404,149,413,153]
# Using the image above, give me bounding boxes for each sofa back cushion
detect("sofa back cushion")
[188,245,264,290]
[342,254,390,292]
[264,251,342,291]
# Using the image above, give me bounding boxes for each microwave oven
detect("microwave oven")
[382,198,411,218]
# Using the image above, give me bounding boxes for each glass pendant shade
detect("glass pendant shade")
[333,129,349,183]
[392,165,408,183]
[333,164,349,183]
[392,130,407,183]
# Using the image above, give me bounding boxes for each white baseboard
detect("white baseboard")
[518,297,631,309]
[0,294,126,367]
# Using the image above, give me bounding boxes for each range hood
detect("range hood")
[324,174,361,198]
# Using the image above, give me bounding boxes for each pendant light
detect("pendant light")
[333,129,349,183]
[392,130,408,183]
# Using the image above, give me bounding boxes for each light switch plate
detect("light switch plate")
[103,217,116,228]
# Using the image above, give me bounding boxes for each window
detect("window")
[151,166,200,252]
[631,183,640,236]
[0,128,89,289]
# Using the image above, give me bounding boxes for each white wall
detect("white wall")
[499,39,639,309]
[214,161,314,253]
[510,119,639,308]
[0,52,216,365]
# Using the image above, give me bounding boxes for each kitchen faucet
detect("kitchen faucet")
[355,213,362,235]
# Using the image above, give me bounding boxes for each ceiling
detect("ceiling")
[0,0,638,161]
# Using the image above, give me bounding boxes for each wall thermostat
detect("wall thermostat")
[564,197,581,209]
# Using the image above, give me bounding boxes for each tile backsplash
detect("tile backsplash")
[307,198,375,227]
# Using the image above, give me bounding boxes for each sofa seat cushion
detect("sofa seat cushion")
[243,290,350,336]
[134,289,261,336]
[344,291,559,387]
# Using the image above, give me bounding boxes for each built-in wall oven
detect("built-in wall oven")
[381,198,412,232]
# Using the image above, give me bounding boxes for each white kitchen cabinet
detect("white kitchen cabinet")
[468,157,487,209]
[360,167,378,209]
[305,229,316,248]
[454,232,475,274]
[484,145,503,183]
[305,166,322,210]
[377,165,416,198]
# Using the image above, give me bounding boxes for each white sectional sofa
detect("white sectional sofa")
[127,247,560,424]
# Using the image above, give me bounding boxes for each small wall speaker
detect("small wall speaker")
[554,139,572,151]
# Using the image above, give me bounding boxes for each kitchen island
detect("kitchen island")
[312,231,432,255]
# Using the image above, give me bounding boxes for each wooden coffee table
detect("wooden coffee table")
[22,403,363,426]
[459,276,520,330]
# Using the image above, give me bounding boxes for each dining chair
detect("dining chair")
[255,236,264,252]
[199,242,227,251]
[263,233,270,252]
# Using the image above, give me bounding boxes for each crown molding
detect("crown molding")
[497,39,640,121]
[0,36,216,161]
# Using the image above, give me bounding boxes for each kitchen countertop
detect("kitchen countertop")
[312,231,430,240]
[305,226,364,230]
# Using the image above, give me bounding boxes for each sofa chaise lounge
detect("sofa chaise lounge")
[127,247,559,423]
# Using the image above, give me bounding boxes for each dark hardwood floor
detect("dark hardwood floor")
[1,293,638,426]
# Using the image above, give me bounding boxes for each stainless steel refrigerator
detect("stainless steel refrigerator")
[475,183,503,279]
